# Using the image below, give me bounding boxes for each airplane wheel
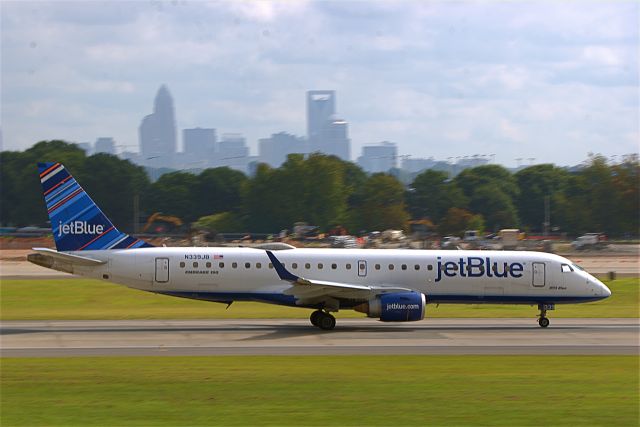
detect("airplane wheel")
[310,310,322,327]
[538,317,550,328]
[318,313,336,330]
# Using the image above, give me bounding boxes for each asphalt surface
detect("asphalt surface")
[1,318,637,357]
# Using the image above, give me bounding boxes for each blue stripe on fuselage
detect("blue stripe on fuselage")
[152,291,606,308]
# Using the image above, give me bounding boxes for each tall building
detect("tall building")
[183,127,216,167]
[216,133,249,174]
[357,141,397,173]
[306,90,350,161]
[75,142,93,155]
[258,132,307,167]
[94,137,115,155]
[139,85,177,167]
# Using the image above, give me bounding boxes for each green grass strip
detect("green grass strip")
[1,278,637,320]
[1,355,638,426]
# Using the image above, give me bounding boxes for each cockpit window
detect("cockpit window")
[572,263,585,271]
[561,264,573,273]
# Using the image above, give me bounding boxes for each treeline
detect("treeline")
[1,140,638,237]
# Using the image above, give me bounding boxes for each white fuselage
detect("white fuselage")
[69,247,610,309]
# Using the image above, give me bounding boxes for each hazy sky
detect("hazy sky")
[2,1,638,166]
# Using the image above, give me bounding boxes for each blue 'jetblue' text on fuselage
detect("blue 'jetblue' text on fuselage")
[435,257,524,283]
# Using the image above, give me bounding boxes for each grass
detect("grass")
[1,278,637,320]
[1,356,638,426]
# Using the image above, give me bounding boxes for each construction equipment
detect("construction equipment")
[142,213,184,233]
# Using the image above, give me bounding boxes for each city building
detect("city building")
[139,85,177,167]
[401,157,438,174]
[94,137,115,155]
[306,90,350,161]
[357,141,397,173]
[216,133,250,174]
[75,142,93,155]
[258,132,307,167]
[183,127,216,167]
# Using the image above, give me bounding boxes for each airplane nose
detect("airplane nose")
[602,283,612,298]
[593,278,611,298]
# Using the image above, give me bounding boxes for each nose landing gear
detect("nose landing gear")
[310,310,336,330]
[537,303,554,328]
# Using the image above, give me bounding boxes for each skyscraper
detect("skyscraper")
[306,90,350,161]
[94,137,115,155]
[357,141,398,173]
[183,127,216,167]
[139,85,177,167]
[258,132,307,167]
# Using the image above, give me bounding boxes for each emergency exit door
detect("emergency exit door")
[532,262,545,287]
[155,258,169,283]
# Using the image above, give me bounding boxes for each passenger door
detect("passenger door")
[532,262,545,287]
[155,257,169,283]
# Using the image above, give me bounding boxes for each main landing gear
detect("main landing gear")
[310,310,336,330]
[537,303,554,328]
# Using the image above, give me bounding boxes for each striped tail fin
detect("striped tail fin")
[38,162,153,252]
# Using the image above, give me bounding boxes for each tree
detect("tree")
[407,169,467,223]
[82,154,150,232]
[0,140,87,227]
[195,167,247,218]
[147,171,199,222]
[193,212,245,234]
[469,185,518,231]
[244,154,350,232]
[454,165,520,231]
[515,164,569,232]
[438,207,485,236]
[359,173,409,231]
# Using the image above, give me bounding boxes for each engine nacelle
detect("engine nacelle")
[354,292,426,322]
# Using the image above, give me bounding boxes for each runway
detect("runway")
[1,318,637,357]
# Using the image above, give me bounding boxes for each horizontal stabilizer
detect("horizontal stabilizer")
[30,247,106,266]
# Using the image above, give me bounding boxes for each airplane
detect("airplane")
[28,162,611,330]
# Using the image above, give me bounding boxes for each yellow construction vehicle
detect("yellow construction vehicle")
[142,213,184,233]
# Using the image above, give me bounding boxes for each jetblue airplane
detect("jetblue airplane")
[28,162,611,330]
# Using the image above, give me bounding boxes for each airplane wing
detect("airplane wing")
[265,250,413,305]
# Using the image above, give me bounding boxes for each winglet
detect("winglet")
[266,250,299,282]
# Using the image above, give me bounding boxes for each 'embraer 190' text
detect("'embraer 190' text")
[58,221,104,237]
[435,257,524,283]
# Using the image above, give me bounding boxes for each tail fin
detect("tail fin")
[37,162,153,251]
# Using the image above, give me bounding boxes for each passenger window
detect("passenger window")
[292,263,298,269]
[331,263,337,270]
[414,265,420,270]
[179,262,185,268]
[206,262,211,268]
[256,263,261,269]
[232,262,238,269]
[375,264,381,270]
[305,263,311,269]
[219,262,225,268]
[561,264,573,273]
[318,263,323,269]
[427,265,433,271]
[346,263,351,270]
[268,263,273,269]
[401,264,407,270]
[245,262,250,269]
[193,262,198,268]
[388,264,394,270]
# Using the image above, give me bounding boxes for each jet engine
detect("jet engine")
[354,292,426,322]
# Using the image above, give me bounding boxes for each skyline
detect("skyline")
[1,1,638,167]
